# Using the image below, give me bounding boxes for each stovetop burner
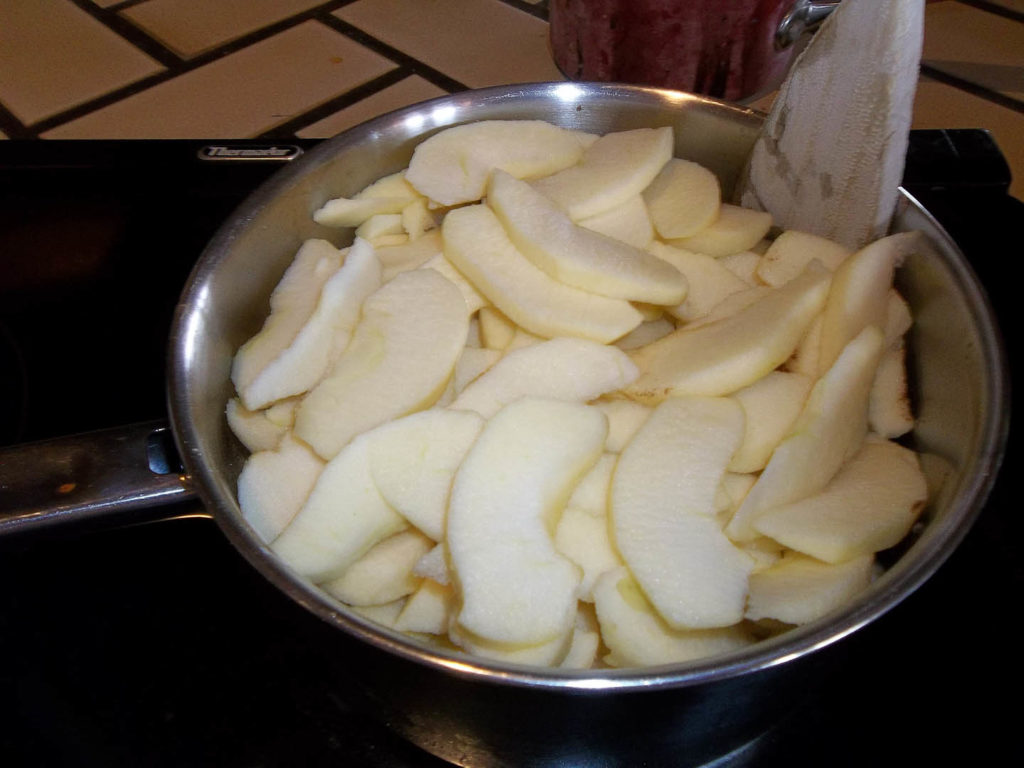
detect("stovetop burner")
[1,133,1020,766]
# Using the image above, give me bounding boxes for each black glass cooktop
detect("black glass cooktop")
[0,133,1021,766]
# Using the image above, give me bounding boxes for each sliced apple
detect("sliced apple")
[450,337,638,419]
[419,253,487,314]
[647,241,749,322]
[488,170,686,305]
[313,196,411,227]
[354,169,422,201]
[566,453,616,515]
[226,397,286,454]
[448,620,574,667]
[395,578,454,635]
[591,398,653,453]
[447,398,606,646]
[611,396,753,628]
[532,127,673,220]
[726,325,885,542]
[554,504,623,602]
[756,230,851,287]
[444,204,644,342]
[729,371,814,473]
[413,543,450,585]
[271,430,408,583]
[593,567,754,667]
[237,432,325,543]
[240,237,382,411]
[376,229,442,281]
[642,157,721,239]
[405,120,589,206]
[365,408,485,542]
[559,607,602,669]
[355,213,403,242]
[869,342,914,438]
[625,263,830,402]
[666,204,773,257]
[321,529,434,606]
[294,269,469,459]
[752,438,927,563]
[717,249,762,286]
[817,231,920,373]
[614,317,676,351]
[577,193,654,249]
[401,198,435,240]
[745,552,876,625]
[477,305,516,350]
[231,238,343,393]
[453,346,502,394]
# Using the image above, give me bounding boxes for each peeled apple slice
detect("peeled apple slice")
[365,409,485,542]
[232,238,343,393]
[487,170,687,305]
[294,269,469,460]
[610,396,753,629]
[450,337,638,419]
[752,438,927,564]
[405,120,589,206]
[532,127,673,220]
[240,237,382,411]
[745,552,876,626]
[642,158,722,239]
[817,232,920,374]
[625,262,830,402]
[442,204,644,343]
[726,325,885,542]
[447,398,607,646]
[237,433,325,543]
[271,430,408,583]
[737,0,925,250]
[593,567,754,668]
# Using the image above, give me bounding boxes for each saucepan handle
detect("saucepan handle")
[0,421,203,537]
[776,1,840,50]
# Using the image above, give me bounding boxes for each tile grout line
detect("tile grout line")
[66,0,186,69]
[3,0,1021,140]
[921,64,1024,116]
[955,0,1024,24]
[318,15,471,94]
[19,2,382,137]
[255,67,419,139]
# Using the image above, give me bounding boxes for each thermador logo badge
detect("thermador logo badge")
[198,144,303,161]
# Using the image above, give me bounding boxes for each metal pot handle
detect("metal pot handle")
[776,1,840,49]
[0,421,201,537]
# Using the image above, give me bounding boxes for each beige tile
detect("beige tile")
[297,75,448,138]
[121,0,327,59]
[336,0,563,89]
[43,21,397,139]
[914,77,1024,199]
[924,2,1024,100]
[0,0,164,125]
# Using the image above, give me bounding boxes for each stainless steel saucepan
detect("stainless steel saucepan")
[0,82,1009,766]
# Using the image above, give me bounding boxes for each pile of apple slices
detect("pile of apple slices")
[226,120,928,669]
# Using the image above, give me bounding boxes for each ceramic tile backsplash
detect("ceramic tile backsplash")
[0,0,164,125]
[924,2,1024,100]
[121,0,328,59]
[297,75,448,138]
[42,21,396,138]
[335,0,562,88]
[0,0,1021,196]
